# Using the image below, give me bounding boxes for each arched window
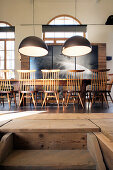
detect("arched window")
[0,21,15,78]
[43,15,85,44]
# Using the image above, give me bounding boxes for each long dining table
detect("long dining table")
[5,79,91,106]
[8,79,91,89]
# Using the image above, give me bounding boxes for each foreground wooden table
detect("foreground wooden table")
[0,113,113,169]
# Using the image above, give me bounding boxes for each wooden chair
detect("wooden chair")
[17,70,36,107]
[63,70,85,108]
[41,69,60,107]
[89,69,110,107]
[0,70,16,109]
[106,73,113,103]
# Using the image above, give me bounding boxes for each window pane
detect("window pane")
[0,41,4,50]
[6,32,15,38]
[64,17,73,25]
[75,32,83,36]
[0,23,9,27]
[45,40,54,43]
[55,17,65,25]
[0,60,4,69]
[64,32,74,38]
[64,19,74,25]
[49,20,55,25]
[6,60,14,69]
[0,51,4,60]
[73,20,79,25]
[7,71,14,79]
[56,40,65,43]
[55,32,65,38]
[45,32,54,38]
[0,71,4,79]
[6,41,14,50]
[6,51,14,59]
[0,32,14,39]
[0,32,7,39]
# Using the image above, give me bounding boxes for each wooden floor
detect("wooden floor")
[0,101,113,113]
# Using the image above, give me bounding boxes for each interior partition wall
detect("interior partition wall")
[30,44,98,79]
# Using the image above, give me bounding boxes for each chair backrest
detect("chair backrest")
[41,69,60,91]
[0,70,12,91]
[67,70,84,91]
[91,69,110,91]
[106,73,113,91]
[17,70,36,91]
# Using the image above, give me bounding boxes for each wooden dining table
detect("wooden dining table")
[0,76,112,107]
[7,79,91,89]
[3,79,91,106]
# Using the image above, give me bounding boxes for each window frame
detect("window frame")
[43,14,86,45]
[0,21,15,79]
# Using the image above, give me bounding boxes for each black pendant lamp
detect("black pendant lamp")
[18,0,48,57]
[62,35,92,56]
[18,36,48,57]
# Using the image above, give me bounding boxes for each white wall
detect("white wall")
[0,0,113,85]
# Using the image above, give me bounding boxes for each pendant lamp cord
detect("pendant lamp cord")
[33,0,35,35]
[75,0,77,19]
[75,0,77,33]
[75,0,77,70]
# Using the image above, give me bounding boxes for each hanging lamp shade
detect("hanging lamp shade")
[62,36,92,56]
[18,36,48,57]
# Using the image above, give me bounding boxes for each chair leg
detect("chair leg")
[101,93,103,105]
[63,92,67,106]
[19,93,24,107]
[13,92,17,107]
[42,93,47,107]
[66,93,70,106]
[62,97,64,106]
[22,94,24,106]
[55,92,59,106]
[108,92,113,103]
[89,92,92,108]
[41,92,43,105]
[3,98,4,107]
[45,99,47,107]
[0,94,4,107]
[57,92,59,105]
[30,97,32,106]
[35,92,37,106]
[91,93,95,107]
[65,92,67,105]
[78,96,80,108]
[78,93,84,109]
[31,93,36,108]
[103,93,109,107]
[73,97,75,105]
[7,93,11,109]
[89,92,92,103]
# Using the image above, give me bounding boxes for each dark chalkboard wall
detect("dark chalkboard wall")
[30,45,98,79]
